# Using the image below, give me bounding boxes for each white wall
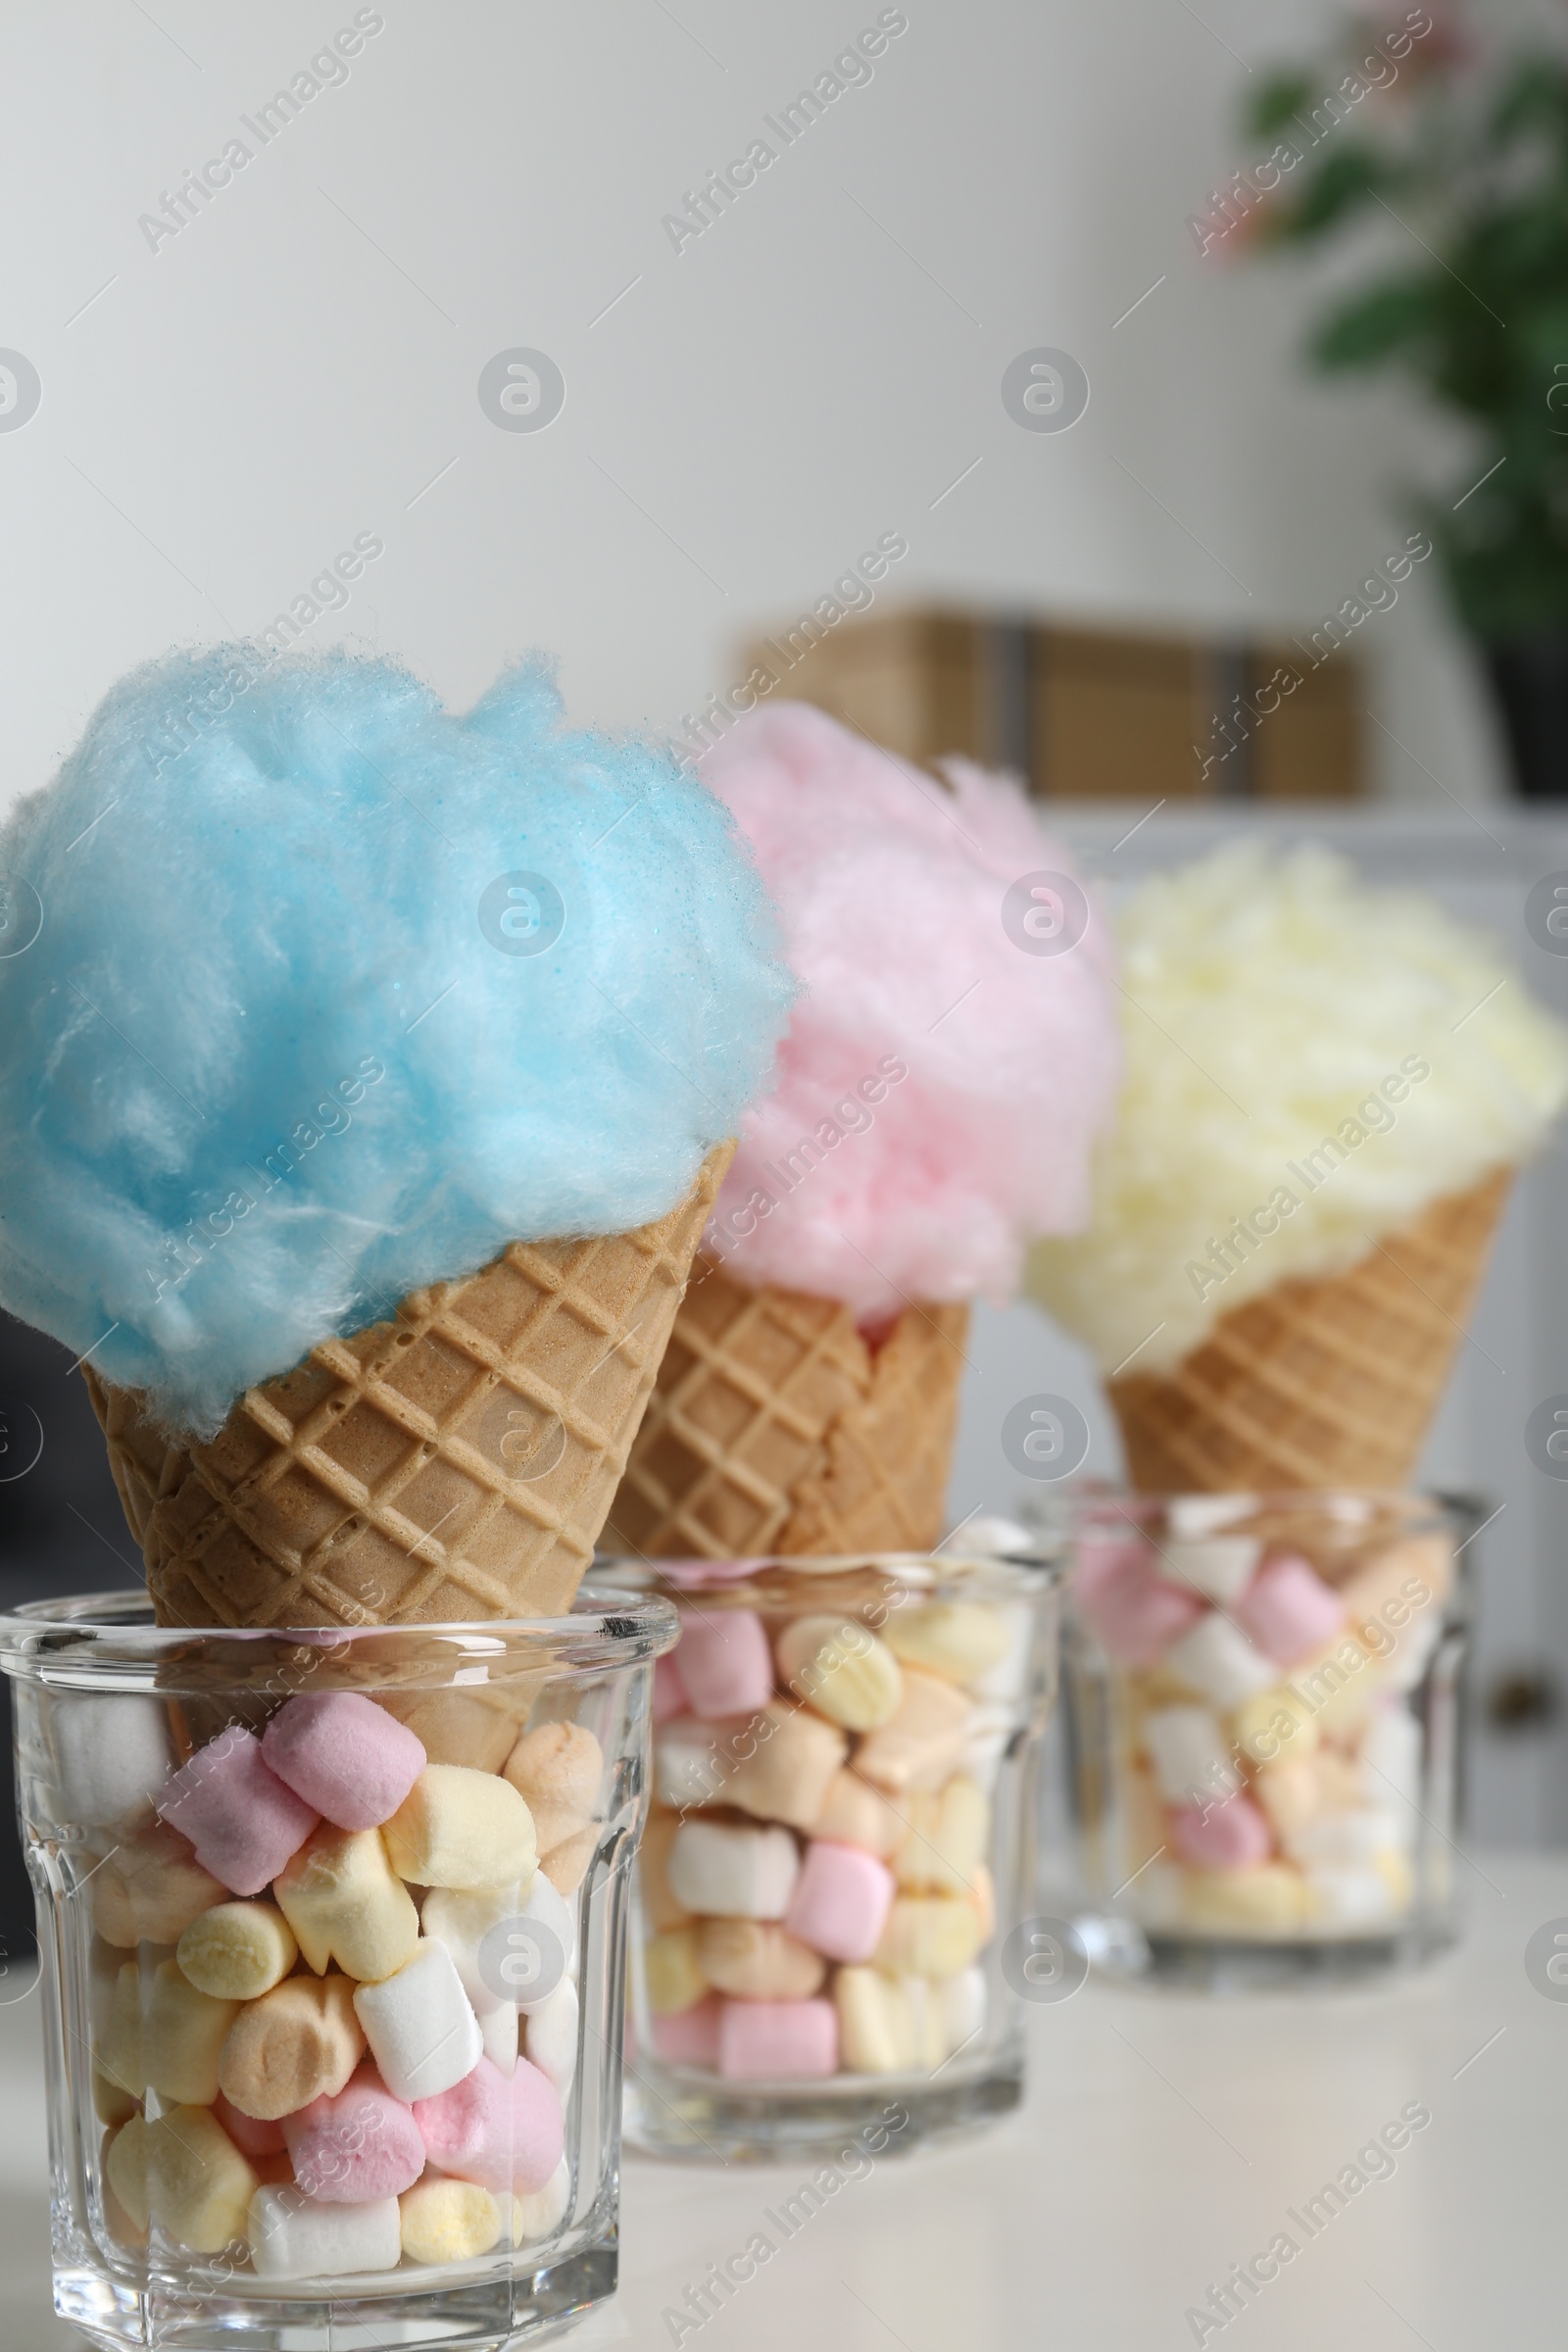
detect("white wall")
[0,0,1520,819]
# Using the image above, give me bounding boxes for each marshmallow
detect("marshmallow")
[652,1994,722,2067]
[883,1601,1012,1687]
[282,2063,425,2202]
[220,1974,365,2121]
[899,1975,951,2071]
[1182,1863,1309,1936]
[1285,1806,1402,1867]
[654,1717,734,1811]
[96,1960,147,2102]
[1360,1704,1422,1812]
[875,1895,984,1980]
[91,1822,225,1948]
[275,1825,420,1983]
[893,1776,989,1896]
[1073,1547,1204,1667]
[106,2113,151,2232]
[960,1701,1014,1792]
[969,1602,1037,1704]
[516,1867,578,1991]
[1167,1495,1256,1541]
[834,1965,914,2074]
[422,1869,574,2021]
[1142,1705,1239,1806]
[94,2062,139,2128]
[1338,1530,1452,1633]
[1170,1792,1272,1872]
[512,2154,571,2245]
[51,1695,174,1830]
[811,1769,903,1858]
[645,1927,708,2015]
[1252,1757,1319,1838]
[666,1821,799,1920]
[523,1978,578,2095]
[384,1765,537,1892]
[639,1810,691,1931]
[854,1669,971,1794]
[1229,1686,1320,1768]
[938,1963,986,2054]
[675,1608,775,1719]
[1286,1634,1386,1734]
[716,1996,838,2080]
[775,1618,903,1732]
[354,1939,483,2102]
[176,1902,297,2001]
[213,2089,284,2159]
[1165,1614,1275,1710]
[261,1692,426,1832]
[696,1918,826,2001]
[147,2104,258,2253]
[502,1722,602,1855]
[413,2052,564,2195]
[725,1700,847,1830]
[539,1823,597,1895]
[1234,1553,1347,1665]
[954,1513,1034,1557]
[142,1958,240,2106]
[966,1861,996,1944]
[1158,1536,1261,1606]
[482,2003,519,2076]
[248,2184,402,2280]
[156,1729,319,1898]
[1303,1864,1398,1929]
[653,1653,687,1726]
[399,2178,505,2265]
[784,1840,896,1964]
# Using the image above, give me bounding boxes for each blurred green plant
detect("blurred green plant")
[1241,10,1568,639]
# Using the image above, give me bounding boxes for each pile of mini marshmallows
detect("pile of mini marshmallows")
[1074,1503,1445,1937]
[60,1689,602,2278]
[642,1596,1029,2077]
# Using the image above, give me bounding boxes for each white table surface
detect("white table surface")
[2,1855,1562,2350]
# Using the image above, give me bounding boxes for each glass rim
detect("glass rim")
[1029,1484,1458,1527]
[0,1583,679,1687]
[596,1544,1060,1593]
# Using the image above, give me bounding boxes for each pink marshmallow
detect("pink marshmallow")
[674,1609,773,1720]
[413,2054,564,2196]
[1234,1552,1347,1666]
[1171,1791,1273,1871]
[783,1839,895,1964]
[214,2089,284,2158]
[652,1653,687,1728]
[261,1692,425,1831]
[652,1995,722,2068]
[1073,1544,1204,1667]
[282,2064,425,2202]
[155,1726,318,1896]
[717,1996,838,2081]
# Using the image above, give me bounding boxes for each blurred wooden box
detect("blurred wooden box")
[741,609,1363,800]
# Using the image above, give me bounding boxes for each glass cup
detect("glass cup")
[1058,1492,1465,1987]
[0,1585,676,2352]
[607,1548,1059,2161]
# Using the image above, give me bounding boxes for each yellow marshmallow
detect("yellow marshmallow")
[90,1823,225,1949]
[93,2063,139,2128]
[1253,1757,1319,1838]
[697,1918,826,2001]
[218,1974,364,2121]
[105,2113,152,2233]
[725,1700,847,1830]
[894,1777,989,1896]
[874,1895,984,1981]
[884,1602,1011,1686]
[274,1826,419,1983]
[147,2105,258,2253]
[384,1765,537,1891]
[855,1670,971,1794]
[502,1722,602,1855]
[1230,1687,1320,1768]
[965,1862,996,1944]
[176,1902,297,2001]
[811,1768,904,1858]
[834,1965,913,2073]
[399,2178,505,2265]
[775,1618,903,1731]
[143,1958,240,2106]
[644,1926,708,2015]
[96,1960,147,2103]
[1182,1864,1309,1936]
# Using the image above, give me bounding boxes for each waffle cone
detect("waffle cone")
[85,1145,733,1630]
[604,1255,970,1558]
[1110,1168,1510,1494]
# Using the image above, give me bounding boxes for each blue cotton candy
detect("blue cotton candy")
[0,646,792,1435]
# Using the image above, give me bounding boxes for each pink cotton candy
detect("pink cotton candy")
[697,703,1120,1316]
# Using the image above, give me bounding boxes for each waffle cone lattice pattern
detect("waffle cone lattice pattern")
[605,1256,969,1558]
[86,1146,732,1629]
[1110,1168,1510,1495]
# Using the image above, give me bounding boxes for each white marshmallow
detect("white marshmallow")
[514,1869,577,2009]
[937,1963,986,2056]
[1304,1864,1397,1929]
[481,2003,518,2076]
[969,1604,1036,1704]
[512,2156,571,2246]
[1142,1705,1239,1806]
[654,1719,732,1812]
[1165,1613,1274,1708]
[1286,1807,1401,1867]
[952,1515,1034,1558]
[1385,1604,1444,1693]
[524,1977,578,2096]
[1360,1706,1422,1811]
[421,1884,520,2019]
[353,1939,482,2102]
[51,1695,174,1830]
[666,1820,799,1920]
[1159,1536,1261,1606]
[1167,1495,1256,1541]
[248,2185,401,2280]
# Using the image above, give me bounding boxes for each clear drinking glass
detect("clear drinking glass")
[608,1548,1058,2160]
[0,1585,676,2352]
[1059,1492,1465,1987]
